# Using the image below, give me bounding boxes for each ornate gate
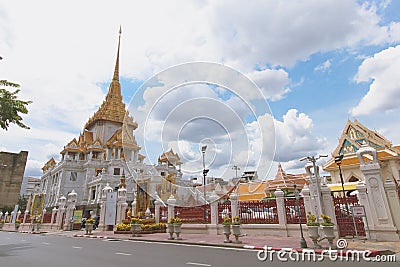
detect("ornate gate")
[333,195,366,237]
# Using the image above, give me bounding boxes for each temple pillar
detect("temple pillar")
[383,178,400,232]
[229,192,238,220]
[209,191,219,225]
[167,195,176,222]
[320,184,336,225]
[356,145,399,241]
[274,189,287,226]
[57,196,66,229]
[301,184,313,216]
[64,191,77,230]
[116,187,128,225]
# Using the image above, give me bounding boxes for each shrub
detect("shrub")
[169,217,181,224]
[116,223,131,231]
[222,216,231,225]
[232,216,240,225]
[321,214,334,226]
[130,217,143,224]
[306,212,319,226]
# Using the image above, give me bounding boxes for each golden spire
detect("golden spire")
[84,27,137,130]
[113,25,121,82]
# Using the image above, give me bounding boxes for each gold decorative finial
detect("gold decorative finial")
[113,26,121,82]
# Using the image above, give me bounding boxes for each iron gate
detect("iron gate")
[333,195,366,237]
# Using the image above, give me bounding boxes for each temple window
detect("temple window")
[114,168,120,175]
[95,168,102,177]
[70,172,77,181]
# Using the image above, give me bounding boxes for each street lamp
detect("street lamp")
[300,155,327,218]
[201,146,208,204]
[294,183,307,248]
[334,154,349,212]
[232,165,240,178]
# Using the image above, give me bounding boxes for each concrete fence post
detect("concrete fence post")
[230,192,238,221]
[274,189,287,226]
[23,210,28,224]
[383,178,400,233]
[167,195,176,223]
[154,199,161,224]
[320,184,336,225]
[209,191,219,225]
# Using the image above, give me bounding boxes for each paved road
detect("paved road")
[0,232,396,267]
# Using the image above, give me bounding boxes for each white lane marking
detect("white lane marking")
[72,246,82,249]
[115,252,131,256]
[42,242,50,245]
[21,240,26,242]
[186,262,212,267]
[124,240,253,251]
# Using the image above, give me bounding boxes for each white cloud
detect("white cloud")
[314,60,332,73]
[246,69,291,101]
[274,109,327,162]
[351,45,400,116]
[0,1,398,177]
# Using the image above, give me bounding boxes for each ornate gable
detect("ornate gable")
[333,119,392,156]
[87,137,105,151]
[42,157,56,171]
[106,127,140,149]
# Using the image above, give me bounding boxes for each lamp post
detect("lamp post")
[334,154,349,212]
[232,165,240,178]
[201,146,208,203]
[294,183,307,248]
[300,155,327,219]
[201,146,208,221]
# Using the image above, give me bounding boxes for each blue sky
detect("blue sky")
[1,1,400,179]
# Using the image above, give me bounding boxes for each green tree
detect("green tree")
[0,80,32,130]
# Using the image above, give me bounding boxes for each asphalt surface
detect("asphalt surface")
[0,231,397,267]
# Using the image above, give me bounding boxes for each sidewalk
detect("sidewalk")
[65,228,399,256]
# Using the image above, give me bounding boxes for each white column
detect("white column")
[23,210,28,224]
[320,184,336,225]
[167,195,176,222]
[64,190,77,230]
[209,191,219,225]
[51,207,57,228]
[154,199,161,224]
[301,184,313,215]
[57,196,66,229]
[357,145,398,241]
[383,178,400,232]
[229,192,238,221]
[116,187,128,225]
[274,189,287,226]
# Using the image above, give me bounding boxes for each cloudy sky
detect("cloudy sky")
[1,0,400,179]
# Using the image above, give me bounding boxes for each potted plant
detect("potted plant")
[85,218,95,235]
[222,216,232,243]
[130,217,143,237]
[172,217,182,240]
[167,217,175,240]
[320,214,335,248]
[306,212,320,248]
[231,216,242,244]
[15,219,21,230]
